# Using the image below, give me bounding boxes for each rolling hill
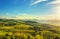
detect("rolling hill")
[0,19,60,39]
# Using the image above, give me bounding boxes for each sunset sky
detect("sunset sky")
[0,0,60,20]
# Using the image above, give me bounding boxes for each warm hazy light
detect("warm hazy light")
[0,0,60,20]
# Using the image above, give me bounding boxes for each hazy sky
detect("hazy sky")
[0,0,60,19]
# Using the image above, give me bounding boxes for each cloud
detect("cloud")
[15,14,38,19]
[1,14,38,19]
[0,0,60,20]
[47,0,60,5]
[31,0,47,5]
[45,0,60,20]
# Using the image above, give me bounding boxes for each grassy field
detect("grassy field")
[0,19,60,39]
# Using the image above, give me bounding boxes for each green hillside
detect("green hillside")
[0,19,60,39]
